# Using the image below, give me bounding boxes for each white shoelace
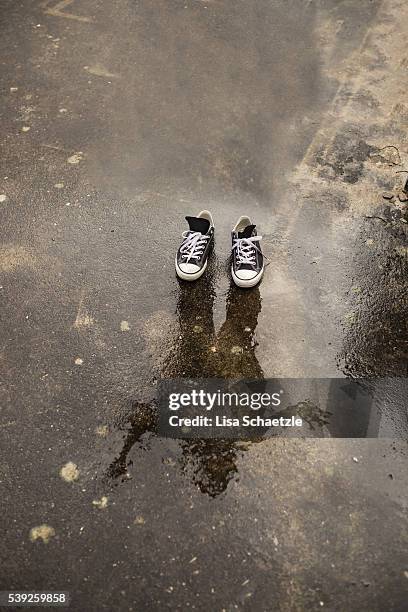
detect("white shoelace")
[180,231,209,262]
[232,235,262,265]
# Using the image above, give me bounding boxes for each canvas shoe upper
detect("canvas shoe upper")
[175,210,214,281]
[231,216,264,288]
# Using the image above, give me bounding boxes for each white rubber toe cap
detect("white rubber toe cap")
[178,262,200,274]
[231,266,264,288]
[234,269,258,280]
[175,257,207,281]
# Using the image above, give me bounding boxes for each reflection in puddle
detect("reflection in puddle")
[164,257,263,380]
[106,402,156,481]
[107,257,265,495]
[106,255,386,492]
[165,259,264,496]
[179,439,240,498]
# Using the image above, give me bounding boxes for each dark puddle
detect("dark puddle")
[163,257,264,380]
[340,217,407,378]
[106,238,395,493]
[106,225,404,493]
[106,256,265,496]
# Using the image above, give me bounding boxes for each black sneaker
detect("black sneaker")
[175,210,215,281]
[231,216,264,288]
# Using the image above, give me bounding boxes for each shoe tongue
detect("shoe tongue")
[238,224,256,238]
[185,216,210,234]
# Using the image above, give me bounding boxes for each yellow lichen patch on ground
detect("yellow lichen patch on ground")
[95,425,109,437]
[59,461,79,482]
[92,496,108,509]
[29,524,55,544]
[67,152,83,164]
[231,345,243,355]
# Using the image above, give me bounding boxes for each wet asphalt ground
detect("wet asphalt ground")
[1,0,408,610]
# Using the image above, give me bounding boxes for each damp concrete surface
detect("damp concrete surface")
[0,1,407,611]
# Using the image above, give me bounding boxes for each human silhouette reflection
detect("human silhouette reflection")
[163,258,264,497]
[107,253,378,489]
[107,254,265,496]
[162,259,217,380]
[164,258,263,380]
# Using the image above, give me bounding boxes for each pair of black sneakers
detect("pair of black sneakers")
[175,210,264,288]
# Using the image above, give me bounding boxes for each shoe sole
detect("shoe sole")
[175,257,208,281]
[231,266,264,288]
